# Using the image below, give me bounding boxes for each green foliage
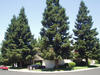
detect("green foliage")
[1,7,35,67]
[40,0,71,60]
[26,55,32,61]
[57,62,76,69]
[92,42,100,61]
[88,60,91,65]
[41,48,56,60]
[0,54,4,65]
[95,60,99,64]
[68,62,76,68]
[73,1,99,66]
[72,51,80,60]
[35,62,41,66]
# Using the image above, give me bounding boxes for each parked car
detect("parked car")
[0,65,8,70]
[28,65,45,70]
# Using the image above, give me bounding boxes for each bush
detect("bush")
[57,62,76,69]
[35,62,41,65]
[95,60,99,64]
[88,60,91,65]
[0,55,4,65]
[68,62,76,68]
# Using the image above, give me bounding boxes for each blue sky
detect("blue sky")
[0,0,100,44]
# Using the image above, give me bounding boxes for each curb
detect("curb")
[8,67,100,73]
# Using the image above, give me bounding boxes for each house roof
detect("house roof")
[33,54,44,61]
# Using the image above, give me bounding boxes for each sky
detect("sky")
[0,0,100,45]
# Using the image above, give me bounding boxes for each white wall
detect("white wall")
[42,60,55,69]
[59,59,72,65]
[42,59,72,69]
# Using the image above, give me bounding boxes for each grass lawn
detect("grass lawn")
[73,64,100,70]
[95,64,100,67]
[33,64,100,71]
[32,68,68,71]
[32,66,92,71]
[73,66,88,70]
[9,66,27,69]
[32,69,42,71]
[41,68,68,71]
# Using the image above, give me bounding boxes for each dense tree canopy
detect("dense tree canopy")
[73,1,99,66]
[1,8,35,67]
[0,0,100,68]
[40,0,72,60]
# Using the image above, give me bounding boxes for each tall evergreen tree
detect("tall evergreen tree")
[1,8,35,67]
[1,16,18,65]
[73,1,99,66]
[40,0,71,62]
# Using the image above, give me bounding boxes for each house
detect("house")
[33,54,72,69]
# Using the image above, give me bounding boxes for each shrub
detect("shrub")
[95,60,99,64]
[88,60,91,65]
[0,55,4,65]
[35,62,41,65]
[58,62,76,69]
[68,62,76,68]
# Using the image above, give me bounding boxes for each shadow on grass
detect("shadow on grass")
[88,65,98,68]
[42,65,98,71]
[41,68,72,71]
[10,66,27,69]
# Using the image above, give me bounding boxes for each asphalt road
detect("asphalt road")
[0,68,100,75]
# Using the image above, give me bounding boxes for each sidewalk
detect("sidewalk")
[8,67,100,73]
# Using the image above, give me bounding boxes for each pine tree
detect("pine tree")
[73,1,98,66]
[91,39,100,62]
[1,15,18,65]
[1,8,35,67]
[40,0,71,62]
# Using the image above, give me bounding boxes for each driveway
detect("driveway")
[0,68,100,75]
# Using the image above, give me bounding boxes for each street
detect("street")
[0,68,100,75]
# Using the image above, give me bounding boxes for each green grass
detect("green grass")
[9,66,27,69]
[41,68,68,71]
[32,69,42,71]
[88,65,97,68]
[31,66,89,71]
[95,64,100,67]
[73,64,100,70]
[40,64,100,71]
[31,68,70,71]
[73,66,88,70]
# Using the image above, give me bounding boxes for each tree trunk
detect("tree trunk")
[86,58,88,66]
[55,59,59,69]
[19,61,22,67]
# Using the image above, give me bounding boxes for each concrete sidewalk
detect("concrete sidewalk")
[8,67,100,73]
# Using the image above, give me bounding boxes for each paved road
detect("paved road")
[0,68,100,75]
